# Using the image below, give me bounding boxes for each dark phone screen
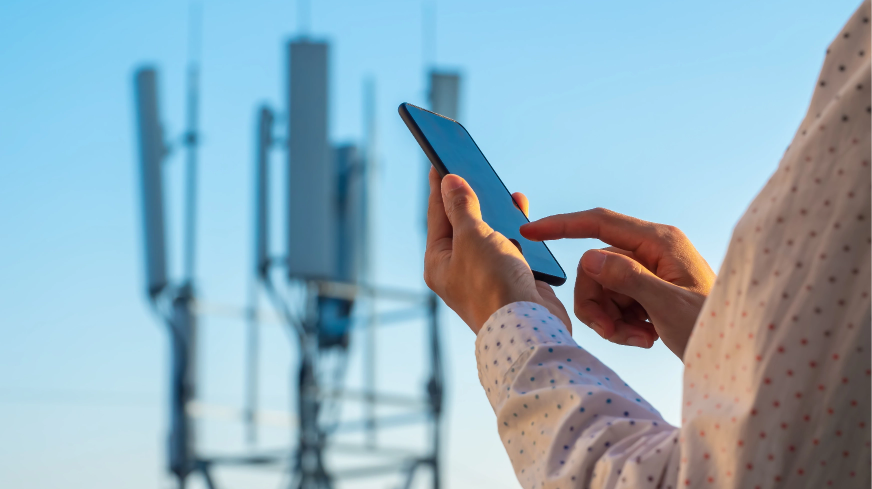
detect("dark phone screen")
[406,105,565,281]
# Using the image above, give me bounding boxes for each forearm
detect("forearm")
[476,302,679,488]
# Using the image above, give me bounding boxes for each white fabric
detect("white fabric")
[475,3,870,488]
[477,303,680,488]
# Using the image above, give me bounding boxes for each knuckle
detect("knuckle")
[573,301,585,320]
[590,207,610,218]
[614,259,643,289]
[670,225,688,242]
[422,268,434,289]
[422,255,440,289]
[573,300,594,323]
[450,194,474,211]
[475,221,494,238]
[657,224,685,243]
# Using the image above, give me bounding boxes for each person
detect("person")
[423,2,871,487]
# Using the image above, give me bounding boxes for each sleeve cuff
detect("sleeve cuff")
[475,301,575,409]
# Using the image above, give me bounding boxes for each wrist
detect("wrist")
[473,288,541,333]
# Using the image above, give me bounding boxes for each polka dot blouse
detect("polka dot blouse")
[475,3,870,488]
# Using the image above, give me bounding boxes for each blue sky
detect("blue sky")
[0,0,862,487]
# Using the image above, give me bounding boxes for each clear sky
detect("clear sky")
[0,0,862,488]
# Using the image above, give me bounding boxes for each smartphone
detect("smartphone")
[399,102,567,286]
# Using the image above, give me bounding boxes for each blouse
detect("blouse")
[475,2,871,487]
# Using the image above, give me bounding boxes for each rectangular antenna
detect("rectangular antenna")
[254,106,273,277]
[361,79,376,282]
[134,67,169,297]
[335,144,365,284]
[428,71,460,120]
[287,40,336,280]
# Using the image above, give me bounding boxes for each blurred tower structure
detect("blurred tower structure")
[133,8,205,486]
[133,63,206,488]
[134,29,447,489]
[246,36,445,489]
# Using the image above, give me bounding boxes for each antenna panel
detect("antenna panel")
[287,40,337,280]
[335,144,366,284]
[428,71,460,120]
[254,106,273,277]
[134,67,169,296]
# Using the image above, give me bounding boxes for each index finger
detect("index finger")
[519,208,658,253]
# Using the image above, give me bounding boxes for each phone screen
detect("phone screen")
[402,104,566,285]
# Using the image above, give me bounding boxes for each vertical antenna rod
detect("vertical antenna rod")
[183,2,202,285]
[362,78,378,447]
[247,106,274,445]
[362,78,377,280]
[244,278,260,445]
[423,1,436,69]
[298,0,310,37]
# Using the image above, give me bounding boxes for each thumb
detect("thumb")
[580,249,678,309]
[441,174,483,233]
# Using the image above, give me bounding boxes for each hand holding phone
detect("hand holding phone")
[399,102,566,286]
[424,167,571,333]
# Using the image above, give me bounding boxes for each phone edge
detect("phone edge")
[398,103,449,176]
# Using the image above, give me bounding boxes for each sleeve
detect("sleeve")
[476,302,681,489]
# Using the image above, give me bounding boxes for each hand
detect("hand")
[424,168,571,334]
[521,208,715,360]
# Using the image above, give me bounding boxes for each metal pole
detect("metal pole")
[183,3,201,286]
[245,280,259,445]
[364,302,376,447]
[168,286,197,488]
[297,0,310,37]
[427,293,443,489]
[362,78,378,448]
[422,1,436,68]
[295,284,331,489]
[249,105,273,445]
[176,7,201,484]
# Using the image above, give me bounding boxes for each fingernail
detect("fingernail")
[583,251,606,275]
[442,175,464,193]
[627,336,647,348]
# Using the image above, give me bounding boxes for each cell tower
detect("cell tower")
[133,61,204,486]
[246,36,445,489]
[133,16,447,489]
